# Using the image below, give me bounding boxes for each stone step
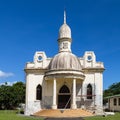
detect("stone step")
[33,109,94,118]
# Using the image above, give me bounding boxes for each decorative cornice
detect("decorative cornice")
[24,68,47,74]
[45,69,85,80]
[82,67,105,73]
[45,74,85,80]
[58,37,72,43]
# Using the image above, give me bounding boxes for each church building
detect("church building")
[24,12,104,116]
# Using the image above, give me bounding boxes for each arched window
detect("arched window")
[87,84,92,99]
[36,85,42,100]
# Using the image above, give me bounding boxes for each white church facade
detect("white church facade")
[24,12,104,116]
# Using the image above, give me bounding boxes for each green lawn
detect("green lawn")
[0,110,43,120]
[0,110,120,120]
[84,112,120,120]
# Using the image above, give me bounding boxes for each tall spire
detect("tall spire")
[64,10,66,24]
[59,10,71,39]
[58,10,72,52]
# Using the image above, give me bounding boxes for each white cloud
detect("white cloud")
[0,70,14,78]
[0,81,17,86]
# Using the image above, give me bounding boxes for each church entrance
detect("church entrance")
[58,85,71,109]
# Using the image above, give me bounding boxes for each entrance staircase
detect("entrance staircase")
[33,109,94,118]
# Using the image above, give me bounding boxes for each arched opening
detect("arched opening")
[87,84,92,99]
[36,84,42,100]
[58,85,71,109]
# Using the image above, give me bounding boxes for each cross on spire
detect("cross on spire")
[64,10,66,24]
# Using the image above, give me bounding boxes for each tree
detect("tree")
[103,82,120,105]
[0,82,25,110]
[103,82,120,98]
[12,82,25,107]
[0,84,14,109]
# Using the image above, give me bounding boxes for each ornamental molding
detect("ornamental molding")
[82,67,105,73]
[45,69,85,80]
[58,37,72,43]
[24,68,47,74]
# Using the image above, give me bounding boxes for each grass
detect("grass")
[0,110,43,120]
[84,112,120,120]
[0,110,120,120]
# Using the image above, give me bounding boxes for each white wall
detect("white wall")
[25,73,44,115]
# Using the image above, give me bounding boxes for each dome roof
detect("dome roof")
[49,52,82,71]
[59,23,71,39]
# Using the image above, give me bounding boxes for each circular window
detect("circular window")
[87,56,92,61]
[38,56,42,61]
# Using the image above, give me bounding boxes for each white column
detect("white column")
[71,78,77,109]
[52,78,57,109]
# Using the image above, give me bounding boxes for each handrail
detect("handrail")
[60,96,71,113]
[64,96,71,109]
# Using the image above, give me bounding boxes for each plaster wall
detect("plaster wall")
[25,73,44,115]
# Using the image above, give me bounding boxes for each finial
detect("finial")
[64,10,66,24]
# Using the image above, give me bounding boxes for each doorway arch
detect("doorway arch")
[58,85,71,109]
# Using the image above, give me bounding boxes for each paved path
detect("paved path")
[44,117,84,120]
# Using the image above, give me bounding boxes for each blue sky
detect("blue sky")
[0,0,120,89]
